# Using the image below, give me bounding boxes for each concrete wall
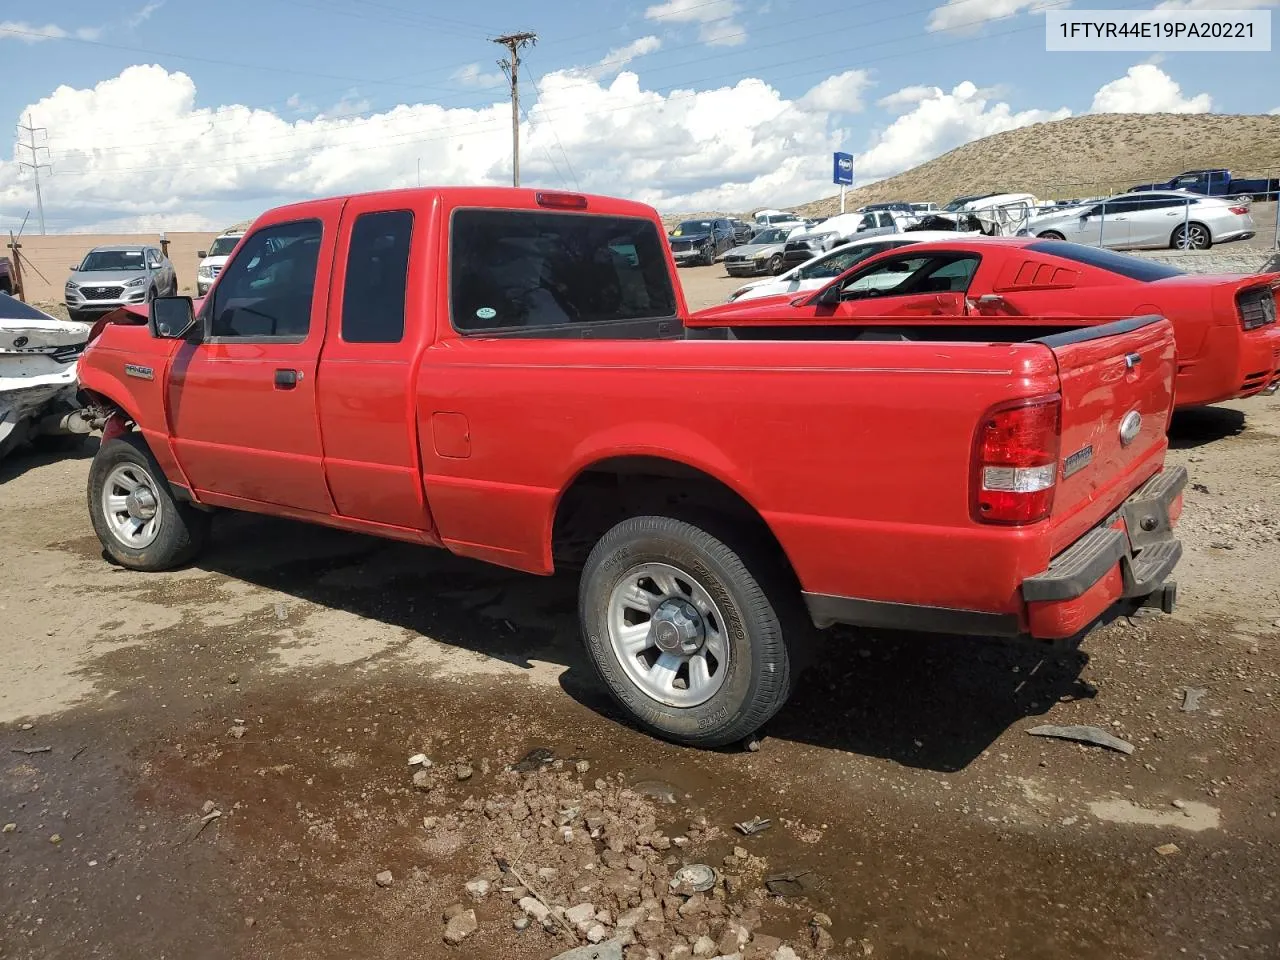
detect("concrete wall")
[7,232,219,306]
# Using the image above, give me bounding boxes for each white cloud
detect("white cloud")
[926,0,1060,33]
[127,2,166,28]
[0,21,101,42]
[1090,64,1212,114]
[644,0,746,46]
[877,85,939,110]
[0,64,888,229]
[854,81,1071,181]
[796,70,872,114]
[451,63,507,89]
[1268,106,1280,115]
[590,36,662,79]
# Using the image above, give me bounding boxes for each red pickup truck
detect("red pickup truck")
[77,187,1185,747]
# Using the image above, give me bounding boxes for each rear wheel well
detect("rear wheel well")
[552,457,796,582]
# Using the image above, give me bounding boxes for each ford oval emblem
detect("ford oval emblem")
[1119,410,1142,447]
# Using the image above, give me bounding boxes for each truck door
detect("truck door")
[316,196,436,533]
[166,205,341,514]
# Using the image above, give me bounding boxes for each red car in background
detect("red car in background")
[693,238,1280,408]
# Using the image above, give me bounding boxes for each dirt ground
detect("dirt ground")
[2,267,1278,960]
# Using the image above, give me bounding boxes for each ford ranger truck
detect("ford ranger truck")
[77,187,1185,749]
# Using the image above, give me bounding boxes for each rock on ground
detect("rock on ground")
[443,908,478,945]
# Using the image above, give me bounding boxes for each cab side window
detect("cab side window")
[208,219,323,340]
[341,210,413,344]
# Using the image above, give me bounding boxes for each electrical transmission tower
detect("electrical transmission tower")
[16,114,51,235]
[492,31,537,188]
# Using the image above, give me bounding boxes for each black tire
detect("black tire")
[67,309,85,324]
[1037,231,1065,241]
[766,254,784,274]
[87,433,210,571]
[1171,222,1212,250]
[579,515,799,748]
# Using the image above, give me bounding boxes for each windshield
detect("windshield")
[672,220,714,235]
[78,249,146,272]
[752,228,789,244]
[208,236,241,257]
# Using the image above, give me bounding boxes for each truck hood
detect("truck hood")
[669,231,713,244]
[198,254,231,270]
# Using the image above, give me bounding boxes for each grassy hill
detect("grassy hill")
[796,113,1280,218]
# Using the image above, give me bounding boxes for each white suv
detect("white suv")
[195,231,245,296]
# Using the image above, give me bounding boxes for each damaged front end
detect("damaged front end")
[0,293,95,462]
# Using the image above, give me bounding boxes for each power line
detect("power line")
[492,32,537,187]
[16,115,51,235]
[526,68,581,192]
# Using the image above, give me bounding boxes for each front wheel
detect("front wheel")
[1171,222,1211,250]
[1037,230,1065,241]
[88,434,210,570]
[579,516,797,748]
[766,254,784,274]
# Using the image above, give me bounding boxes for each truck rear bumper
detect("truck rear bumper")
[804,465,1186,641]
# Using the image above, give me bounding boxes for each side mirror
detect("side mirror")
[196,250,207,259]
[70,264,80,271]
[812,283,842,307]
[149,295,197,340]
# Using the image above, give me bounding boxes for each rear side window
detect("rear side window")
[209,219,323,340]
[1027,241,1185,281]
[450,209,677,334]
[342,210,413,343]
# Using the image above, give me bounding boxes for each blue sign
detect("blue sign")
[833,151,853,186]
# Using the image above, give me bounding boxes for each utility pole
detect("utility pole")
[16,114,51,235]
[492,31,537,188]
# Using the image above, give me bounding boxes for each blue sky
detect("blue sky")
[1,0,1277,231]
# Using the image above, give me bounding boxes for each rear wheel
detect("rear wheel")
[88,434,210,571]
[579,515,800,748]
[1171,222,1211,250]
[1037,230,1065,241]
[766,254,784,274]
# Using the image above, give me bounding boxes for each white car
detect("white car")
[1019,190,1255,250]
[725,230,978,303]
[196,230,245,296]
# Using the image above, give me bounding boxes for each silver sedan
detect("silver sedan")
[1020,191,1254,250]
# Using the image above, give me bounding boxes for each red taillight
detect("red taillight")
[535,191,588,210]
[971,395,1062,525]
[1229,205,1249,215]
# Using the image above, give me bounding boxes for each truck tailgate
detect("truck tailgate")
[1039,315,1177,554]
